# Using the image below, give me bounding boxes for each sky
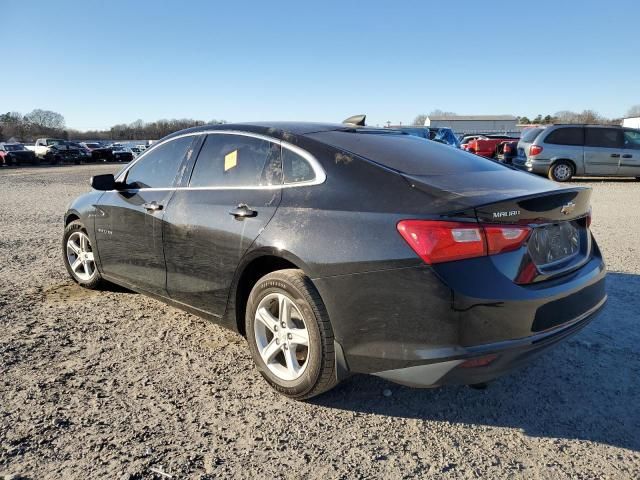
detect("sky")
[2,0,640,130]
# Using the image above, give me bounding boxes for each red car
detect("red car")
[466,135,519,158]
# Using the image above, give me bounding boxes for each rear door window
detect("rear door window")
[585,128,622,148]
[544,127,584,146]
[189,134,282,188]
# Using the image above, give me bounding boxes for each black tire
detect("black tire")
[548,160,574,182]
[62,220,103,289]
[245,269,338,400]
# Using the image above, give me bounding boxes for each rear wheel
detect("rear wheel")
[245,269,338,400]
[548,161,574,182]
[63,221,102,289]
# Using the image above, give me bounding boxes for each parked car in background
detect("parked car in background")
[26,138,82,164]
[0,142,39,166]
[81,142,114,162]
[68,142,93,162]
[386,126,461,148]
[513,124,640,181]
[63,121,605,399]
[130,146,143,156]
[110,145,134,162]
[496,140,519,164]
[465,134,519,158]
[459,134,486,150]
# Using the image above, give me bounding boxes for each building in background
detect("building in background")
[622,117,640,129]
[425,115,518,135]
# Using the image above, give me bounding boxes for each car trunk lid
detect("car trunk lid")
[403,170,592,283]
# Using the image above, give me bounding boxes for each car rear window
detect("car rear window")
[520,128,543,143]
[306,130,504,175]
[544,127,584,146]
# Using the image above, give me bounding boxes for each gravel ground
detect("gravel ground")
[0,165,639,479]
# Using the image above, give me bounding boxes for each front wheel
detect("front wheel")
[63,220,103,289]
[548,161,574,182]
[245,269,338,400]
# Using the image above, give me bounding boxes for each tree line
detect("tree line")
[0,109,226,142]
[412,106,640,126]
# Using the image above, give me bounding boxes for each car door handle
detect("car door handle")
[142,201,163,212]
[229,204,257,219]
[610,153,620,158]
[622,154,633,158]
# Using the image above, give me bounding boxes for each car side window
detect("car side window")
[623,130,640,150]
[283,148,315,184]
[544,127,584,146]
[189,134,282,188]
[125,136,194,189]
[585,128,622,149]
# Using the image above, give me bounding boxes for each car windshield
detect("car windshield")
[3,144,24,151]
[47,139,65,146]
[520,128,544,143]
[308,130,504,175]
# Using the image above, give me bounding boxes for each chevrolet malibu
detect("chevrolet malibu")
[63,121,607,399]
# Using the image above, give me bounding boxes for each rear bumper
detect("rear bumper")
[374,296,605,387]
[314,245,606,384]
[512,157,549,174]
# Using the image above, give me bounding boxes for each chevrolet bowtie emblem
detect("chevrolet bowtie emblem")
[560,201,576,215]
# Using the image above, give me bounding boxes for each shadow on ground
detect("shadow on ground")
[311,272,640,452]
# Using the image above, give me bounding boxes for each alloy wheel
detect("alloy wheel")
[66,231,96,281]
[253,293,310,381]
[553,163,572,181]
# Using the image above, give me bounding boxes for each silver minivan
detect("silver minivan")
[513,124,640,181]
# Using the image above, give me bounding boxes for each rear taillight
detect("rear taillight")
[397,220,531,264]
[484,226,531,255]
[504,144,512,153]
[529,145,543,156]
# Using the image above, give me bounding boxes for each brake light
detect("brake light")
[397,221,531,264]
[484,226,531,254]
[529,145,543,156]
[504,144,512,153]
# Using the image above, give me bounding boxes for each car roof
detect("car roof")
[162,121,398,143]
[550,124,622,128]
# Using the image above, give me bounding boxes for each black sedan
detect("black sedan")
[63,121,606,399]
[0,143,38,166]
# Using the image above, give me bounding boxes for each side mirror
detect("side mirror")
[90,174,116,191]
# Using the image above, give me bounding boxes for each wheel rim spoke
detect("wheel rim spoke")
[71,258,83,273]
[278,294,291,326]
[256,307,278,333]
[283,346,300,376]
[261,338,281,363]
[68,241,81,255]
[80,234,89,252]
[288,328,309,347]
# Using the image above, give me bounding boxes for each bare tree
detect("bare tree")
[24,109,65,130]
[626,105,640,117]
[429,109,457,117]
[412,114,428,126]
